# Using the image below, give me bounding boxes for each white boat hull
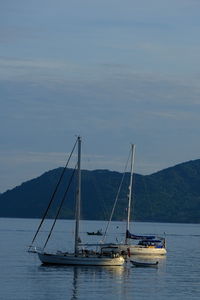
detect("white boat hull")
[38,252,125,266]
[128,245,167,255]
[103,244,166,256]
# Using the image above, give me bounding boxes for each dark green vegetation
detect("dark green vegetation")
[1,159,200,223]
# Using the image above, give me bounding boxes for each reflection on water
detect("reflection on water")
[34,257,168,300]
[71,267,78,300]
[70,265,127,300]
[38,263,128,300]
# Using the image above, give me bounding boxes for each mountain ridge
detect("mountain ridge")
[0,159,200,223]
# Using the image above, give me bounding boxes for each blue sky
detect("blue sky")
[1,0,200,192]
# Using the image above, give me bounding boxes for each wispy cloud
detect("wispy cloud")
[1,0,200,192]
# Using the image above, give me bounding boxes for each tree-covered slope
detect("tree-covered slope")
[135,159,200,223]
[0,159,200,223]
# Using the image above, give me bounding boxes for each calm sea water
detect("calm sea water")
[1,218,200,300]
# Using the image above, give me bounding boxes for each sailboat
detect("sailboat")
[103,144,166,256]
[28,136,125,266]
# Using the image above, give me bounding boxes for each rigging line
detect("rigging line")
[102,148,132,242]
[28,137,78,249]
[42,164,77,250]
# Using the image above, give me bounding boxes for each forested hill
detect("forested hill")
[0,159,200,223]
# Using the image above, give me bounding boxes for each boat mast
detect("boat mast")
[74,136,81,255]
[125,144,135,244]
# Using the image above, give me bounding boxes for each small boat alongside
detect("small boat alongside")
[130,260,159,268]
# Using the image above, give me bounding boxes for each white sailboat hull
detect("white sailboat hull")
[103,244,166,256]
[128,245,167,255]
[38,252,125,266]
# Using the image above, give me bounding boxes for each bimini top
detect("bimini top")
[126,230,155,240]
[138,239,162,244]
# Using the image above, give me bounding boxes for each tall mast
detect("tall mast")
[125,144,135,244]
[74,136,81,255]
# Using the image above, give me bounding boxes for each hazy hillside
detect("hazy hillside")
[0,159,200,223]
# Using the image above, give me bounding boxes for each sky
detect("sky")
[1,0,200,192]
